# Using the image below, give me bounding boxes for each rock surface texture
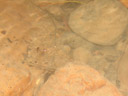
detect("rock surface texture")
[69,0,128,45]
[0,65,31,96]
[37,63,123,96]
[0,0,128,96]
[120,0,128,8]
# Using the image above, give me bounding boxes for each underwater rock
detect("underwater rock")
[120,0,128,8]
[69,0,128,45]
[37,62,123,96]
[0,65,31,96]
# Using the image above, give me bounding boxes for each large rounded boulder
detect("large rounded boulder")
[69,0,128,45]
[37,63,123,96]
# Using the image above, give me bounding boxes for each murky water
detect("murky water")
[0,0,128,96]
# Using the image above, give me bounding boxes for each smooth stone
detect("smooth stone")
[69,0,128,45]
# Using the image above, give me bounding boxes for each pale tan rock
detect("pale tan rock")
[0,0,69,96]
[0,65,31,96]
[120,0,128,8]
[69,0,128,45]
[37,63,123,96]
